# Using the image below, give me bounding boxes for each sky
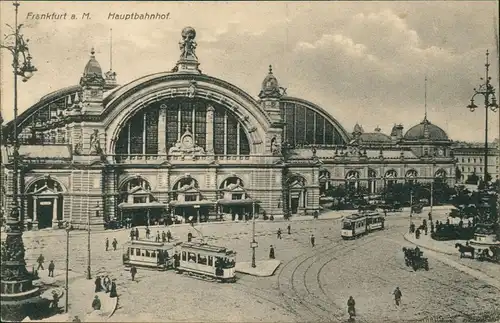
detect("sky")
[0,1,499,142]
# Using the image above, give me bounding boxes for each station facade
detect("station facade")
[1,27,456,229]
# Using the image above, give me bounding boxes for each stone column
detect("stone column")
[52,197,59,228]
[33,197,38,222]
[206,105,215,154]
[158,104,167,155]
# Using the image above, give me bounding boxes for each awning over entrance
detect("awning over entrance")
[118,202,168,209]
[216,198,260,206]
[169,200,214,208]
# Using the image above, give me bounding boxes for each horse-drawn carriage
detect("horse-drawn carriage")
[402,247,429,271]
[411,203,424,214]
[465,224,500,264]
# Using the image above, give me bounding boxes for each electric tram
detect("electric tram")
[122,240,180,270]
[176,242,237,282]
[341,212,385,239]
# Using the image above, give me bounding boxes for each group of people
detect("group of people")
[269,224,317,259]
[36,254,56,277]
[105,238,118,251]
[130,226,174,243]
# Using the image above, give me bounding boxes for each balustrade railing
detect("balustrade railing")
[110,154,279,164]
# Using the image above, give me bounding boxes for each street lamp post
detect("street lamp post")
[86,204,98,280]
[251,201,257,268]
[467,50,498,184]
[0,1,40,321]
[65,223,71,313]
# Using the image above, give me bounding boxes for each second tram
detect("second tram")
[341,212,385,239]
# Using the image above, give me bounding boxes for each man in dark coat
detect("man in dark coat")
[347,296,356,316]
[287,224,291,235]
[135,227,139,240]
[310,234,315,247]
[37,254,45,270]
[146,227,151,239]
[393,287,402,306]
[269,245,275,259]
[48,260,55,277]
[130,229,135,241]
[105,238,109,251]
[277,228,282,239]
[109,279,118,298]
[167,230,172,242]
[130,265,137,281]
[92,295,101,310]
[162,231,166,243]
[112,238,118,251]
[94,276,102,292]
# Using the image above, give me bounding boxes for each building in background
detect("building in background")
[1,27,456,230]
[453,140,499,183]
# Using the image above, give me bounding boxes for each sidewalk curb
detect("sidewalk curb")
[108,296,118,319]
[402,233,455,256]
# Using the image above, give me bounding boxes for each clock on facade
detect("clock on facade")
[182,135,194,148]
[437,148,444,156]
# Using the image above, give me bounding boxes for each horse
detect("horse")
[455,243,474,259]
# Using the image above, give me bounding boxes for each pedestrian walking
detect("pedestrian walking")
[269,245,275,259]
[167,230,172,242]
[277,228,282,239]
[156,231,160,242]
[310,234,315,247]
[130,228,135,241]
[94,276,102,292]
[287,224,291,235]
[109,279,118,298]
[50,290,60,310]
[105,238,109,251]
[130,265,137,281]
[48,260,55,277]
[135,227,139,240]
[393,287,402,306]
[103,275,111,292]
[112,238,118,251]
[162,231,166,243]
[146,227,151,239]
[91,295,101,311]
[428,212,433,222]
[36,254,45,270]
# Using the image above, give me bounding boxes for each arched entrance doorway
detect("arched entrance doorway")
[26,176,64,229]
[346,170,360,191]
[217,176,256,221]
[118,176,165,227]
[286,174,307,215]
[385,169,398,188]
[170,176,213,223]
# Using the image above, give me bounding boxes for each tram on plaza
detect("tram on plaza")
[122,239,237,282]
[122,240,180,270]
[341,212,385,239]
[176,242,237,283]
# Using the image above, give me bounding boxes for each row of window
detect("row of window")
[460,157,483,164]
[461,166,483,173]
[116,100,250,155]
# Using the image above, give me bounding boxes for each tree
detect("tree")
[466,172,479,185]
[455,167,462,182]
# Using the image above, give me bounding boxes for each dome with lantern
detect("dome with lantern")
[80,48,105,86]
[404,116,449,141]
[258,65,282,99]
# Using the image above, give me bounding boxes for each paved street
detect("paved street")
[6,209,500,322]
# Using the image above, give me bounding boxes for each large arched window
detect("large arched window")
[280,101,346,146]
[385,169,398,188]
[115,99,251,156]
[405,169,418,185]
[119,177,152,204]
[346,170,360,190]
[434,169,447,184]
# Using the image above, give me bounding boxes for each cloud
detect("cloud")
[0,1,498,142]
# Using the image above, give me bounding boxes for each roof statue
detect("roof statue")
[175,27,201,74]
[180,27,197,60]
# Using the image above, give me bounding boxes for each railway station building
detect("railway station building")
[1,27,456,230]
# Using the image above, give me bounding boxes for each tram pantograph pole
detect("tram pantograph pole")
[65,224,70,312]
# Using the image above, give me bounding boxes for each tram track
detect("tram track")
[348,235,485,321]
